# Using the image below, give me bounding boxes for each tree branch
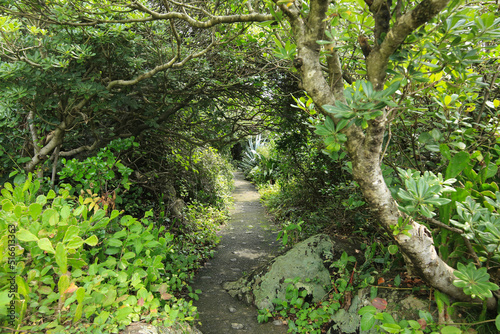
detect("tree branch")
[107,34,216,89]
[367,0,450,88]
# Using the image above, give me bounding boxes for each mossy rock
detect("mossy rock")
[223,234,336,310]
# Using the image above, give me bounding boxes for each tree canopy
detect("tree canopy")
[1,0,500,332]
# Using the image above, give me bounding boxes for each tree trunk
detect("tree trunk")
[277,0,496,308]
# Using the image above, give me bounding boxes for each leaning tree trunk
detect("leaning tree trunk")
[277,0,496,308]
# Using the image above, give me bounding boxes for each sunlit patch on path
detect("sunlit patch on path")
[191,172,287,334]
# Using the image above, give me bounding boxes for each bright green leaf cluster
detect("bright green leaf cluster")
[453,262,499,300]
[322,80,400,129]
[396,168,455,218]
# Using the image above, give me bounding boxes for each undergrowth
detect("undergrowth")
[0,170,229,332]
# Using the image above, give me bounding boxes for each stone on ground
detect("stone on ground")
[123,322,202,334]
[223,233,335,311]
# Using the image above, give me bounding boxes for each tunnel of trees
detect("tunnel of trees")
[1,0,500,333]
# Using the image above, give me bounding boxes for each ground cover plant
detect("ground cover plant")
[1,0,500,332]
[0,136,234,332]
[0,171,230,333]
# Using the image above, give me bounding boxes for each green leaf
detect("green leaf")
[55,242,68,273]
[58,275,69,295]
[314,126,331,136]
[107,238,123,247]
[115,306,133,321]
[63,226,80,243]
[1,198,14,210]
[380,323,402,333]
[383,80,401,97]
[440,144,451,160]
[123,252,135,260]
[453,262,499,300]
[440,326,462,334]
[28,203,43,220]
[74,303,83,323]
[94,310,110,325]
[42,208,59,226]
[76,287,86,304]
[495,313,500,330]
[444,95,452,106]
[358,305,376,315]
[16,276,30,297]
[360,312,376,331]
[66,236,84,249]
[109,210,120,220]
[84,235,98,246]
[17,228,39,242]
[38,238,55,254]
[325,116,336,132]
[446,151,470,179]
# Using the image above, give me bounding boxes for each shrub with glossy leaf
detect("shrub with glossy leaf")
[0,175,200,333]
[453,262,499,301]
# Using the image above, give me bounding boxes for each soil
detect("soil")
[190,172,288,334]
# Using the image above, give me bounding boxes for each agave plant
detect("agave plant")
[239,135,267,174]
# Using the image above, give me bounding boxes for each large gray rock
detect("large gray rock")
[223,234,335,310]
[122,322,202,334]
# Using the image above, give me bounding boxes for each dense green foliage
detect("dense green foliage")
[0,163,231,332]
[1,0,500,332]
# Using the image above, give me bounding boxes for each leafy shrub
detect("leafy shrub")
[58,137,136,212]
[0,174,208,333]
[189,146,234,210]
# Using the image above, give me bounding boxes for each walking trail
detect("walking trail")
[191,172,287,334]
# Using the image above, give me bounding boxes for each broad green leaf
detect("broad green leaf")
[446,151,470,179]
[360,312,376,331]
[94,310,110,325]
[65,234,84,249]
[46,189,56,200]
[383,80,400,97]
[380,323,402,333]
[107,238,123,247]
[73,303,83,323]
[76,287,85,304]
[63,226,80,243]
[28,203,43,220]
[55,242,67,273]
[84,235,98,246]
[109,209,120,220]
[42,208,59,226]
[485,162,498,179]
[58,275,70,295]
[440,326,462,334]
[16,276,30,296]
[325,116,336,132]
[60,205,71,220]
[17,228,39,242]
[444,95,452,106]
[123,252,135,260]
[1,199,14,211]
[38,238,55,254]
[440,144,451,160]
[102,288,117,307]
[115,306,133,321]
[358,305,376,315]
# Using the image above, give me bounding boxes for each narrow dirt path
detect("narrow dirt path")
[191,172,287,334]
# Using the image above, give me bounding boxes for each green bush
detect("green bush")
[0,174,205,333]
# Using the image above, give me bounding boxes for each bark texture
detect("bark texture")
[277,0,496,308]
